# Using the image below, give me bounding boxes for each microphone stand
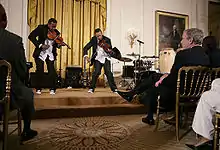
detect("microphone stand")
[136,40,144,84]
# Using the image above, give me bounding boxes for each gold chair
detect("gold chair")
[211,68,220,150]
[210,68,220,86]
[0,60,22,150]
[154,66,210,141]
[214,112,220,150]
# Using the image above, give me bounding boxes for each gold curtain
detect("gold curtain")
[27,0,107,79]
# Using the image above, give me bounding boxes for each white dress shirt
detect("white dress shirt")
[95,45,111,64]
[39,39,54,61]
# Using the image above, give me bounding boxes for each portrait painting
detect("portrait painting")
[155,10,189,56]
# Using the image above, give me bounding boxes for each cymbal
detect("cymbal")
[126,52,140,57]
[141,55,159,59]
[119,57,133,62]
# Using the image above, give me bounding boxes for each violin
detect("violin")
[98,39,114,55]
[47,30,71,49]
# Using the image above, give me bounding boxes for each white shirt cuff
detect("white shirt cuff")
[84,55,88,58]
[39,44,42,48]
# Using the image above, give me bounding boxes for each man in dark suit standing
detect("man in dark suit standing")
[118,28,210,125]
[83,28,117,93]
[28,18,64,95]
[0,4,37,141]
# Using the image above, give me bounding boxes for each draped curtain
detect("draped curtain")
[27,0,107,78]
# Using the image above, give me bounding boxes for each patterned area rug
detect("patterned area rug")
[6,115,196,150]
[26,118,133,150]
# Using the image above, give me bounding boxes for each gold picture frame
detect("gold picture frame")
[155,10,189,56]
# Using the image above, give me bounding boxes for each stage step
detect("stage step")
[34,88,146,119]
[35,104,146,119]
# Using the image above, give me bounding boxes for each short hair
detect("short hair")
[0,4,6,22]
[184,28,204,45]
[94,28,102,33]
[48,18,57,24]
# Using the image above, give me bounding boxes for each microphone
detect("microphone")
[137,40,144,44]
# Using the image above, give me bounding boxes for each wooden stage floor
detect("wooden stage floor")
[34,88,146,119]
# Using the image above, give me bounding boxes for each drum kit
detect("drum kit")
[117,47,176,89]
[118,52,159,89]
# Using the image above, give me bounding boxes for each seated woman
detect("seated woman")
[186,78,220,150]
[203,36,220,68]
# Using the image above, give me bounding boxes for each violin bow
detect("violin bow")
[62,42,71,49]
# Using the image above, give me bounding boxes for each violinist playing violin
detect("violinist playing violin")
[83,28,118,93]
[28,18,65,95]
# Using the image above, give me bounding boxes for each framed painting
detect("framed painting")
[155,10,189,56]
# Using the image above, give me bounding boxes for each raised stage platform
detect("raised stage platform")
[34,88,146,119]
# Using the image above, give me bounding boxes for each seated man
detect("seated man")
[185,79,220,150]
[0,4,37,141]
[118,28,210,125]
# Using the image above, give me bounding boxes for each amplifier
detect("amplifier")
[65,66,82,88]
[29,72,54,88]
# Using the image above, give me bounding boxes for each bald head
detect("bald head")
[0,4,7,28]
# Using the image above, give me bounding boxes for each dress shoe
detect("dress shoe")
[50,90,56,95]
[142,117,155,125]
[36,90,41,95]
[88,89,94,93]
[185,141,212,150]
[117,91,133,102]
[21,129,38,142]
[113,89,118,94]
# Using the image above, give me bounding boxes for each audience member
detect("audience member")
[0,3,37,142]
[203,36,220,67]
[186,78,220,149]
[117,28,210,125]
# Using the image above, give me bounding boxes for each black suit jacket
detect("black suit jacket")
[28,24,60,59]
[83,35,112,61]
[0,28,31,108]
[162,46,210,87]
[0,28,27,85]
[206,48,220,68]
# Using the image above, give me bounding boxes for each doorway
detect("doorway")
[209,1,220,47]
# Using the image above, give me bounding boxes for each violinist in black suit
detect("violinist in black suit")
[28,18,64,95]
[83,28,117,93]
